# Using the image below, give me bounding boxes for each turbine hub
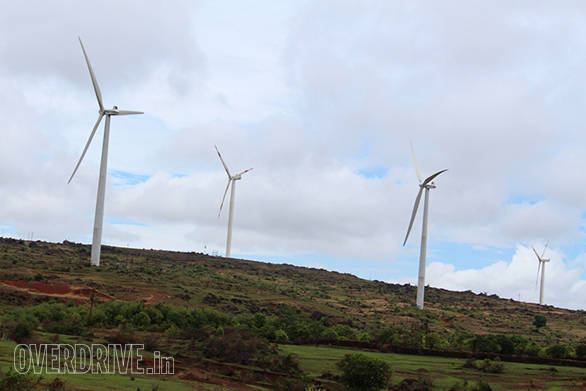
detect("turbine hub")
[103,106,120,115]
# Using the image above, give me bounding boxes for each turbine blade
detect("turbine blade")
[215,145,231,177]
[78,37,104,112]
[218,179,231,217]
[403,186,424,246]
[410,141,423,183]
[422,169,448,186]
[68,114,104,184]
[116,110,144,115]
[541,241,549,258]
[237,168,253,176]
[532,247,541,261]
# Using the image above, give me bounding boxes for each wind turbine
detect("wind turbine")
[68,38,143,267]
[215,146,252,258]
[532,242,550,305]
[403,142,447,310]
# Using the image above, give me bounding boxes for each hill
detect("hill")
[0,237,585,390]
[1,237,583,343]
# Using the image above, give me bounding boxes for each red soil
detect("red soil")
[144,292,170,304]
[0,279,114,301]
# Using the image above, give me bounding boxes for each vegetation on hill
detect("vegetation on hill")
[0,237,584,389]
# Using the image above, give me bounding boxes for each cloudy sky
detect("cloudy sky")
[1,1,585,310]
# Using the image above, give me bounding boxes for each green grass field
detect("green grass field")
[280,344,586,391]
[0,340,226,390]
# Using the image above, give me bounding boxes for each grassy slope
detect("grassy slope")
[1,238,583,345]
[0,238,585,390]
[280,345,586,391]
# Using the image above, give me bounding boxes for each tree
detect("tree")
[336,354,391,391]
[546,344,569,359]
[533,315,546,329]
[575,344,586,359]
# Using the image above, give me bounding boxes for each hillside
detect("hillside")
[1,237,584,345]
[0,237,585,390]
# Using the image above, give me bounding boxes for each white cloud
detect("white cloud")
[415,245,586,310]
[0,1,585,310]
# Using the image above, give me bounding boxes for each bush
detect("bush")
[391,377,432,391]
[47,377,67,391]
[337,353,391,391]
[274,329,289,342]
[4,311,39,343]
[546,344,569,359]
[321,328,339,341]
[462,358,503,373]
[533,315,547,329]
[0,368,40,391]
[477,359,504,374]
[449,380,492,391]
[472,335,500,353]
[575,343,586,359]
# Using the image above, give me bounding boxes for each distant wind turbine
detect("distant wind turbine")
[533,242,550,306]
[403,142,447,310]
[68,37,143,267]
[215,146,252,258]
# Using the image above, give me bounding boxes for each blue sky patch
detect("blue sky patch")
[109,170,151,186]
[105,218,147,227]
[505,193,543,206]
[356,166,389,179]
[0,223,16,235]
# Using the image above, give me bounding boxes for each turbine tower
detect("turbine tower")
[532,242,550,305]
[68,38,143,266]
[215,146,252,258]
[403,142,447,310]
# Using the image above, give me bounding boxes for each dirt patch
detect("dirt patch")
[144,292,170,304]
[0,279,114,301]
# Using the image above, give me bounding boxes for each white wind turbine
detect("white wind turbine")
[68,38,143,267]
[403,142,447,310]
[215,146,253,258]
[533,242,550,306]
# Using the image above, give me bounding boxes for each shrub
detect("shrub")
[4,311,39,343]
[391,377,432,391]
[462,358,504,374]
[449,380,492,391]
[546,344,569,359]
[0,368,40,391]
[575,343,586,359]
[337,353,391,391]
[321,328,339,341]
[274,329,289,342]
[47,377,67,391]
[533,315,547,329]
[132,311,151,328]
[472,335,500,353]
[477,358,504,374]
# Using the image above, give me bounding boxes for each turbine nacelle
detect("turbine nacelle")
[102,106,144,116]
